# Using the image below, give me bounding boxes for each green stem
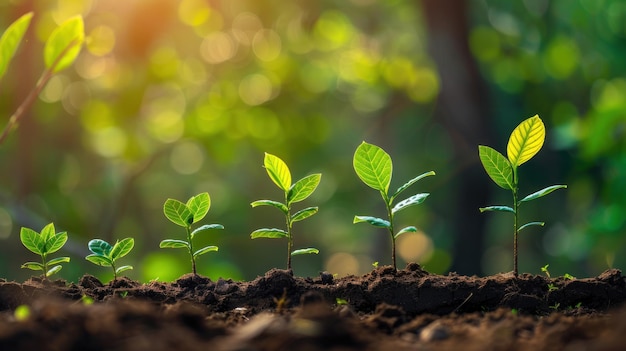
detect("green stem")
[286,193,292,271]
[42,254,48,279]
[384,192,396,270]
[112,262,117,280]
[512,168,519,276]
[186,226,196,275]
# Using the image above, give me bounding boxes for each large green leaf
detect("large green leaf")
[290,207,318,223]
[159,239,190,249]
[163,199,193,227]
[0,12,33,80]
[190,224,224,240]
[250,200,288,214]
[391,193,429,215]
[88,239,112,256]
[110,238,134,260]
[288,173,321,204]
[193,245,218,258]
[478,145,514,190]
[507,115,545,168]
[353,142,392,193]
[264,153,292,191]
[45,232,68,255]
[44,15,84,73]
[353,216,391,228]
[86,254,112,267]
[391,171,435,202]
[291,248,319,256]
[186,192,210,223]
[519,185,567,203]
[20,227,42,255]
[250,228,288,239]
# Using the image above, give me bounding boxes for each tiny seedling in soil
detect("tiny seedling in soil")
[85,237,135,280]
[353,141,435,270]
[541,264,551,278]
[160,192,224,275]
[250,152,321,270]
[20,222,70,278]
[478,115,567,276]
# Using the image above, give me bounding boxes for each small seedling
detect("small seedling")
[479,115,567,276]
[563,273,576,280]
[336,298,349,305]
[160,192,224,275]
[541,264,551,278]
[250,153,321,270]
[372,261,379,269]
[353,141,435,270]
[20,222,70,278]
[85,238,135,280]
[550,302,560,311]
[81,295,94,305]
[547,283,558,292]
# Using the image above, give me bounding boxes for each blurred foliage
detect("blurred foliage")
[0,0,624,282]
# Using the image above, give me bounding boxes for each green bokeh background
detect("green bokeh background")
[0,0,624,283]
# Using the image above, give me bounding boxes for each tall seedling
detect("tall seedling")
[478,115,567,276]
[250,153,321,270]
[85,238,135,280]
[20,223,70,278]
[353,142,435,270]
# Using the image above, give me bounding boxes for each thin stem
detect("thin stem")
[186,226,196,275]
[384,192,396,270]
[512,168,519,276]
[42,254,48,279]
[286,193,292,270]
[112,262,117,280]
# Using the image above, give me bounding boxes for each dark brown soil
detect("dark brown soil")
[0,263,625,350]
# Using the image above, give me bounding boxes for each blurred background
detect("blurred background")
[0,0,624,283]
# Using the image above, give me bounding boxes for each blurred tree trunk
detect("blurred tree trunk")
[421,0,494,275]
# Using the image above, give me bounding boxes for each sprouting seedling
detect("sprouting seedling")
[250,152,321,270]
[159,192,224,275]
[479,114,567,276]
[20,222,70,278]
[85,237,135,280]
[352,141,435,270]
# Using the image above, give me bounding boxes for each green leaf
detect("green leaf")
[507,115,545,168]
[291,248,319,256]
[288,174,322,204]
[88,239,112,256]
[20,227,42,255]
[110,238,134,260]
[391,171,436,201]
[159,239,190,249]
[86,254,112,267]
[45,265,63,277]
[391,193,429,215]
[264,153,292,191]
[478,145,514,190]
[519,185,567,203]
[21,262,44,271]
[290,207,318,223]
[0,12,33,80]
[394,226,417,239]
[250,228,288,239]
[47,257,70,266]
[186,192,210,223]
[190,224,224,240]
[40,223,56,243]
[353,216,391,228]
[44,15,84,73]
[518,222,545,232]
[115,265,133,274]
[163,199,193,227]
[251,200,288,214]
[353,142,392,193]
[479,206,515,213]
[193,245,218,258]
[45,232,68,255]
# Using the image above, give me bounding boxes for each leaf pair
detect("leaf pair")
[86,238,134,279]
[20,223,70,277]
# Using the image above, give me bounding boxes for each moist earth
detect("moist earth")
[0,263,624,350]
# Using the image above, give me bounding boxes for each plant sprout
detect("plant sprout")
[85,238,135,280]
[160,192,224,275]
[353,141,435,270]
[478,114,567,276]
[250,152,321,270]
[20,223,70,278]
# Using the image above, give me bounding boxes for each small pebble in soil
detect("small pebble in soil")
[420,322,450,342]
[319,271,333,284]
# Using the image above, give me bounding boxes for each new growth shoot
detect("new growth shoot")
[20,223,70,278]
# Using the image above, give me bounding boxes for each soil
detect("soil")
[0,263,624,350]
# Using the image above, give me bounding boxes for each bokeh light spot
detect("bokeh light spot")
[141,252,186,282]
[170,141,205,175]
[40,75,70,103]
[252,29,282,62]
[543,36,579,79]
[313,10,355,51]
[0,207,12,239]
[178,0,211,27]
[146,110,185,143]
[90,127,127,158]
[81,99,114,132]
[201,32,237,64]
[86,25,116,56]
[239,73,273,105]
[325,252,359,277]
[397,231,433,263]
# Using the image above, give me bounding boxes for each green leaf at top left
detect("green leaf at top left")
[0,12,33,80]
[264,153,292,192]
[163,199,193,227]
[20,227,42,255]
[44,15,84,73]
[353,142,392,194]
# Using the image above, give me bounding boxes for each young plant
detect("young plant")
[250,153,322,270]
[85,238,135,280]
[159,192,224,275]
[20,222,70,278]
[478,114,567,276]
[353,141,435,270]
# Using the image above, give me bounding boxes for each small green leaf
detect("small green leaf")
[190,224,224,240]
[20,227,42,255]
[163,199,193,227]
[44,15,84,73]
[353,142,392,193]
[45,265,63,277]
[45,232,68,255]
[115,265,133,274]
[250,228,289,239]
[40,223,56,243]
[353,216,391,228]
[394,226,417,239]
[518,222,545,232]
[110,238,134,260]
[391,193,429,215]
[478,145,514,190]
[290,207,318,223]
[86,254,112,267]
[291,248,319,256]
[88,239,112,256]
[507,115,545,168]
[288,174,322,204]
[159,239,190,249]
[0,12,33,80]
[21,262,44,271]
[519,185,567,203]
[251,200,288,214]
[47,257,70,266]
[264,153,292,191]
[479,206,515,213]
[186,192,210,223]
[391,171,436,201]
[193,245,218,258]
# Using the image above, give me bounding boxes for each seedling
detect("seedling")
[20,223,70,278]
[547,283,558,292]
[352,141,435,270]
[563,273,576,280]
[250,153,321,270]
[85,238,135,280]
[541,264,551,278]
[478,115,567,276]
[160,192,224,275]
